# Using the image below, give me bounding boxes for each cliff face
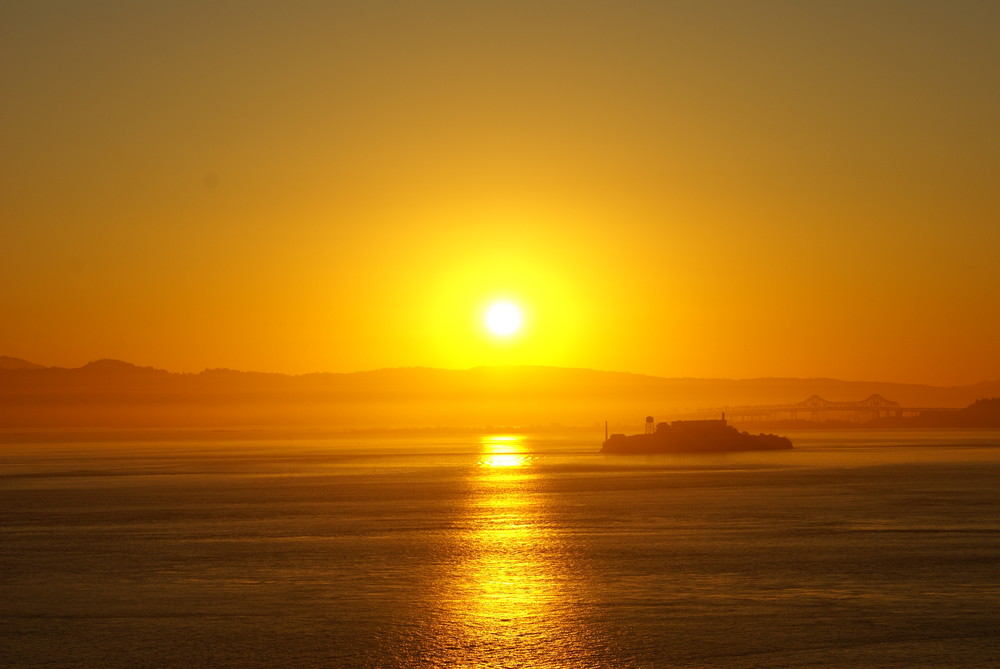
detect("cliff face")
[601,420,792,454]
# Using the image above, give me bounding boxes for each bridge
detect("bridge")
[684,395,958,423]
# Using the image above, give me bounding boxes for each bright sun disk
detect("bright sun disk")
[485,301,522,336]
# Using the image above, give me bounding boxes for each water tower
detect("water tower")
[644,416,655,434]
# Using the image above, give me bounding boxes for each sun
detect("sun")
[484,301,522,336]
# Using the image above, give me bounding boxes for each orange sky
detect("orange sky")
[2,2,998,385]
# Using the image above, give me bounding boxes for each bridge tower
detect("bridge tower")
[644,416,655,434]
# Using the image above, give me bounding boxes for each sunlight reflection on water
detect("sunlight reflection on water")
[424,434,598,667]
[476,434,534,469]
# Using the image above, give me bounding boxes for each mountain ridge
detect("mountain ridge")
[0,356,47,370]
[2,357,997,428]
[4,356,994,387]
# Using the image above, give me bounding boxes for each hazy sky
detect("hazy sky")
[3,1,998,384]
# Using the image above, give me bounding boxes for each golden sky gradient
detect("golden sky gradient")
[2,2,998,385]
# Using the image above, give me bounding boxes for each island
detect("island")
[602,416,792,454]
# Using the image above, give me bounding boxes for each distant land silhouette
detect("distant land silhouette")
[1,357,999,429]
[874,397,1000,428]
[0,356,47,370]
[602,417,793,454]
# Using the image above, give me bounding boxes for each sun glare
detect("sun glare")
[485,301,522,336]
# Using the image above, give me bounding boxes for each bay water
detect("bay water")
[2,429,998,667]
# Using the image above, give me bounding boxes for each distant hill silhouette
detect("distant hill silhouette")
[0,358,998,429]
[876,397,1000,428]
[0,356,46,370]
[75,358,169,376]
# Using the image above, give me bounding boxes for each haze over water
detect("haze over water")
[3,430,998,667]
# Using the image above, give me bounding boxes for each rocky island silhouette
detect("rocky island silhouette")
[602,415,793,454]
